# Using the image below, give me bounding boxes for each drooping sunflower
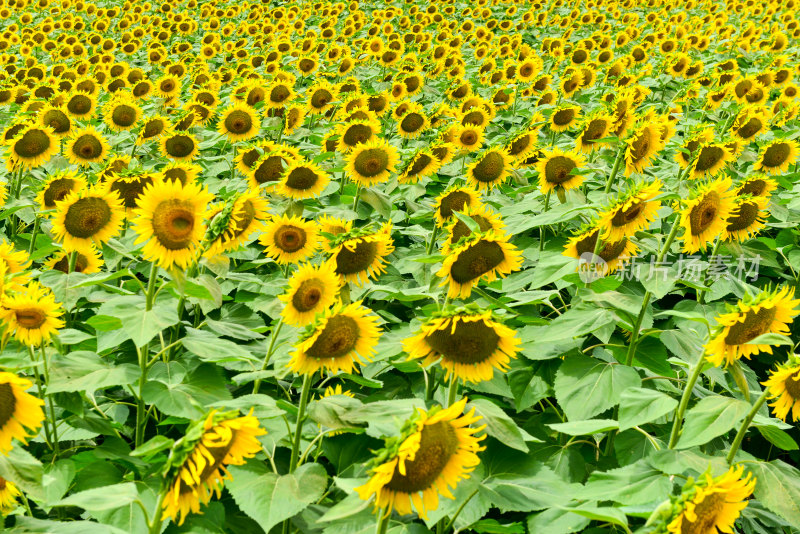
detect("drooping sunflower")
[51,185,125,252]
[205,191,269,256]
[160,131,199,162]
[103,96,142,132]
[0,372,45,454]
[679,177,736,253]
[0,476,21,514]
[705,286,799,367]
[763,357,800,422]
[722,195,768,242]
[0,281,65,346]
[260,214,320,265]
[45,247,103,274]
[536,147,586,194]
[345,138,399,187]
[437,231,522,300]
[442,203,506,255]
[277,161,331,200]
[754,139,798,175]
[466,147,513,192]
[430,141,457,167]
[732,108,767,142]
[597,180,662,241]
[137,116,169,146]
[576,112,615,153]
[355,398,485,520]
[399,149,441,184]
[665,466,754,534]
[564,226,638,274]
[690,143,735,179]
[279,262,340,327]
[405,305,520,383]
[624,123,664,176]
[6,125,58,171]
[132,180,214,270]
[736,174,778,198]
[327,224,395,286]
[217,102,260,142]
[65,126,110,167]
[549,104,581,132]
[38,104,72,138]
[36,170,87,211]
[288,301,381,375]
[505,128,539,162]
[433,186,482,227]
[284,105,305,135]
[161,411,266,526]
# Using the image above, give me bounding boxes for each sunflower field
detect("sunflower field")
[4,0,800,532]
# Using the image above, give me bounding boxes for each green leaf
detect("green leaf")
[675,396,750,449]
[480,467,575,513]
[227,460,328,533]
[181,327,260,367]
[562,505,628,529]
[749,460,800,525]
[453,210,481,233]
[618,387,678,431]
[48,351,139,394]
[131,435,175,459]
[756,425,799,451]
[527,508,590,534]
[548,419,618,436]
[470,399,533,452]
[578,460,672,505]
[521,306,616,344]
[747,333,793,346]
[55,482,138,511]
[10,518,129,534]
[554,354,642,421]
[97,295,180,347]
[0,446,44,502]
[142,363,232,419]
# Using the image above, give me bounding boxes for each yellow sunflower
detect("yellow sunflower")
[433,186,482,228]
[205,191,269,256]
[51,185,125,252]
[131,179,214,270]
[624,123,665,176]
[690,143,735,179]
[159,162,203,187]
[288,301,381,375]
[306,81,338,115]
[6,125,58,171]
[437,231,522,300]
[103,96,142,132]
[247,148,299,190]
[336,120,379,153]
[597,180,662,241]
[754,138,798,175]
[442,203,506,255]
[345,138,399,187]
[328,224,395,286]
[723,196,768,242]
[44,247,104,274]
[136,116,169,146]
[764,357,800,422]
[260,214,320,265]
[736,174,778,199]
[38,104,72,138]
[36,170,87,211]
[466,147,513,191]
[679,177,736,253]
[160,131,199,162]
[0,476,21,514]
[65,126,110,167]
[317,215,354,253]
[404,306,520,383]
[277,161,331,200]
[0,240,30,292]
[536,147,587,194]
[705,286,799,367]
[162,411,266,526]
[505,128,540,162]
[217,102,260,142]
[576,112,615,153]
[0,281,64,346]
[397,104,428,139]
[355,398,485,520]
[279,262,340,327]
[549,104,582,132]
[0,372,45,454]
[564,226,638,274]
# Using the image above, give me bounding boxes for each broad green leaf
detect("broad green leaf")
[97,294,180,347]
[470,398,533,452]
[675,396,750,449]
[55,482,138,511]
[48,351,139,394]
[563,505,628,529]
[756,425,799,451]
[554,354,642,421]
[9,518,129,534]
[181,327,260,367]
[618,387,678,431]
[521,306,616,344]
[480,467,575,513]
[548,419,618,436]
[142,363,232,419]
[749,460,800,525]
[578,460,672,505]
[527,508,590,534]
[0,446,45,502]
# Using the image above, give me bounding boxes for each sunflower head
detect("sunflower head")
[7,125,58,170]
[260,214,319,265]
[679,177,736,253]
[466,148,512,191]
[345,138,399,187]
[755,139,798,175]
[51,185,125,251]
[278,161,331,200]
[65,126,110,166]
[217,102,260,141]
[0,281,65,347]
[0,372,45,453]
[36,170,87,210]
[437,231,523,299]
[328,224,395,286]
[764,355,800,422]
[279,262,340,327]
[536,147,586,194]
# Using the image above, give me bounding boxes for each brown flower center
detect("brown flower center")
[64,197,112,238]
[342,124,373,147]
[112,105,137,127]
[15,308,47,329]
[14,129,51,158]
[762,142,791,168]
[275,225,307,252]
[67,94,92,114]
[726,201,760,232]
[471,152,504,183]
[42,109,70,134]
[291,278,325,312]
[689,191,720,235]
[439,191,471,219]
[400,112,424,133]
[611,202,644,227]
[544,155,577,184]
[43,178,76,208]
[425,319,499,364]
[254,155,287,183]
[285,166,319,190]
[353,148,389,178]
[386,421,458,493]
[224,110,253,134]
[678,492,726,534]
[335,240,378,275]
[152,200,195,250]
[305,315,359,359]
[0,383,15,428]
[450,240,505,284]
[72,134,102,160]
[164,135,195,158]
[724,307,776,345]
[784,373,800,399]
[695,146,725,172]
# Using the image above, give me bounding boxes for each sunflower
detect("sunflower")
[763,357,800,422]
[674,128,715,169]
[260,214,319,265]
[736,174,777,198]
[564,226,638,274]
[722,195,768,242]
[0,240,30,292]
[597,180,662,241]
[549,104,581,132]
[160,131,199,162]
[306,81,338,114]
[36,170,87,211]
[317,215,353,252]
[451,124,484,152]
[689,143,734,179]
[0,476,21,514]
[433,186,482,227]
[205,191,269,256]
[65,126,110,166]
[679,177,736,253]
[265,81,295,109]
[103,96,142,132]
[247,149,298,190]
[505,128,539,162]
[288,301,381,375]
[132,180,214,270]
[405,306,519,383]
[160,162,203,187]
[465,147,513,192]
[51,185,124,252]
[284,105,305,135]
[732,108,767,142]
[442,203,506,255]
[536,147,586,194]
[0,281,65,346]
[754,139,798,175]
[355,398,485,520]
[161,411,266,526]
[38,104,72,138]
[64,91,96,118]
[665,466,754,534]
[137,116,169,145]
[437,231,522,300]
[155,74,181,101]
[6,125,58,170]
[397,104,428,139]
[399,149,441,184]
[217,102,260,142]
[345,138,399,187]
[279,262,340,327]
[0,372,45,454]
[704,286,799,367]
[624,123,664,176]
[44,247,103,274]
[109,172,155,215]
[277,161,331,200]
[328,224,395,286]
[337,120,379,153]
[576,112,615,152]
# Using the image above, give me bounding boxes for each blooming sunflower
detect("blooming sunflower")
[576,112,615,152]
[38,104,72,138]
[205,191,269,256]
[306,81,338,115]
[336,120,379,153]
[0,281,65,346]
[103,96,142,132]
[433,186,482,228]
[355,398,485,520]
[279,262,340,327]
[536,147,586,194]
[328,224,395,286]
[277,161,331,200]
[624,123,665,176]
[65,126,110,167]
[404,305,520,383]
[466,147,513,192]
[736,174,778,198]
[51,185,125,252]
[397,104,428,139]
[705,286,799,367]
[679,177,736,253]
[45,247,103,274]
[0,240,30,292]
[247,148,298,190]
[505,128,539,162]
[217,102,260,142]
[690,143,735,180]
[36,170,87,211]
[763,357,800,422]
[64,91,96,119]
[597,180,662,241]
[160,162,203,187]
[549,104,581,132]
[284,105,305,135]
[160,131,199,162]
[288,301,381,375]
[317,215,354,252]
[564,226,638,274]
[260,214,319,265]
[0,372,45,454]
[665,466,754,534]
[346,138,399,187]
[0,476,21,514]
[437,231,522,300]
[754,139,798,175]
[132,179,214,270]
[452,124,484,151]
[722,196,768,242]
[162,411,266,526]
[136,116,169,146]
[6,125,58,171]
[442,203,506,255]
[732,108,767,142]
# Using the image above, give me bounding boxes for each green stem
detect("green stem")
[39,344,59,455]
[444,487,480,532]
[27,216,40,257]
[252,319,284,394]
[145,263,159,311]
[726,388,770,464]
[425,367,437,401]
[426,224,440,255]
[28,346,54,451]
[289,373,313,473]
[135,345,148,447]
[147,482,168,534]
[698,237,721,304]
[473,286,518,315]
[375,510,390,534]
[447,377,458,407]
[539,190,552,252]
[352,185,361,213]
[67,251,78,274]
[604,145,625,194]
[668,358,706,449]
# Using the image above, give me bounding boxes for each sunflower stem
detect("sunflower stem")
[135,344,148,448]
[604,145,625,194]
[27,216,40,257]
[28,345,54,451]
[726,388,770,464]
[253,319,283,394]
[539,190,552,252]
[698,237,722,304]
[426,224,440,256]
[444,487,480,532]
[67,251,78,274]
[375,510,390,534]
[473,286,518,316]
[447,377,458,407]
[145,262,159,312]
[289,373,313,473]
[352,185,361,213]
[147,481,168,534]
[39,344,59,455]
[668,358,706,449]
